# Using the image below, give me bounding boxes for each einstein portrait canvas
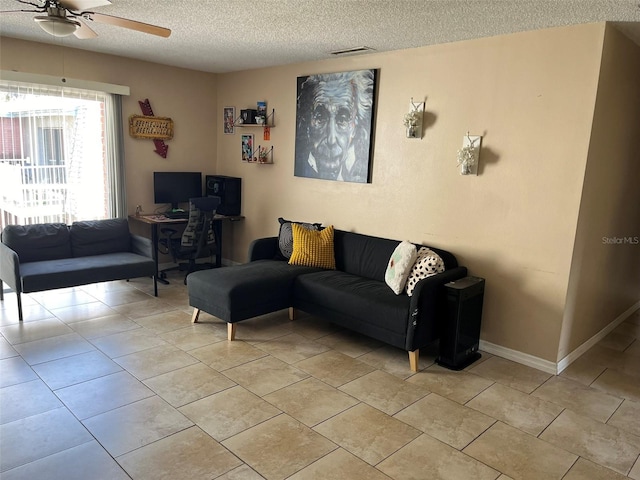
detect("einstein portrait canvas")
[294,69,377,183]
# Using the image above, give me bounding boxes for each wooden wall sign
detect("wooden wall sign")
[129,115,174,140]
[131,99,171,158]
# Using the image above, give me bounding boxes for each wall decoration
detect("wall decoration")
[129,115,173,139]
[457,132,482,175]
[133,99,170,158]
[223,106,235,134]
[241,134,254,162]
[294,68,377,183]
[256,101,267,125]
[404,99,425,139]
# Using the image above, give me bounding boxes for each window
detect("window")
[0,80,125,228]
[38,127,65,166]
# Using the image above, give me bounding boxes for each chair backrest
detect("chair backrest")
[180,196,221,258]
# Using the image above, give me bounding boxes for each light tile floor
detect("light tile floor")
[1,273,639,480]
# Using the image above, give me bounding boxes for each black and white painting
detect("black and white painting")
[294,69,377,183]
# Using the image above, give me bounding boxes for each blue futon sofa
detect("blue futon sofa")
[0,218,156,321]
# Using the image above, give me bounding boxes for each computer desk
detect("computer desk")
[128,213,244,285]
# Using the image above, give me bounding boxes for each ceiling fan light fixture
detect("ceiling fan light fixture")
[34,15,81,37]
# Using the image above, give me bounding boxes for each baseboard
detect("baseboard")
[221,258,241,266]
[556,300,640,374]
[480,300,640,375]
[478,340,558,374]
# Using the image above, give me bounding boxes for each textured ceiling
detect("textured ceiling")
[1,0,640,73]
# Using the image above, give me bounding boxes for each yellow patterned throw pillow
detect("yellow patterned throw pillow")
[289,224,336,269]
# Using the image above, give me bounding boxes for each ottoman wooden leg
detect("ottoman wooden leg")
[289,307,296,321]
[408,350,419,372]
[191,308,201,323]
[227,323,236,341]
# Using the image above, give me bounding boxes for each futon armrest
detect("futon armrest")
[130,234,153,259]
[248,237,279,261]
[0,242,22,293]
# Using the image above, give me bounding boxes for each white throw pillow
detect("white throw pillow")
[405,247,445,296]
[385,241,418,295]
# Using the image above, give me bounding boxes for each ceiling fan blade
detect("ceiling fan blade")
[60,0,111,10]
[82,12,171,37]
[73,18,97,39]
[0,9,37,14]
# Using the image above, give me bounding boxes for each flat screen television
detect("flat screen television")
[153,171,202,211]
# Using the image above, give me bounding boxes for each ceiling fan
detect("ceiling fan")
[0,0,171,39]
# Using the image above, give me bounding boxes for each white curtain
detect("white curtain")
[105,93,126,218]
[0,79,126,226]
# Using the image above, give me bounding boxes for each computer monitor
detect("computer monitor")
[153,171,202,211]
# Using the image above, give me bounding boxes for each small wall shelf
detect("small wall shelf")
[237,104,275,166]
[234,108,275,128]
[244,145,274,164]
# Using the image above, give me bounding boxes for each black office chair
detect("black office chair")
[158,196,221,283]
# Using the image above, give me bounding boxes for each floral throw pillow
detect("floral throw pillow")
[384,240,418,295]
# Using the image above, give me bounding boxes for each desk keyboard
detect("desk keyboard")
[164,211,189,219]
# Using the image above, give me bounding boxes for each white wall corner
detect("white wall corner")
[480,300,640,375]
[556,300,640,374]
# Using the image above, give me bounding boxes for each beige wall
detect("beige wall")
[216,24,606,362]
[559,25,640,359]
[0,37,218,218]
[2,22,636,365]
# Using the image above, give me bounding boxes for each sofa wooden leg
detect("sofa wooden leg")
[408,350,419,372]
[289,307,296,321]
[227,323,236,341]
[191,308,201,323]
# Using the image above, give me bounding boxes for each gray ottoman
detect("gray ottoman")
[187,260,320,339]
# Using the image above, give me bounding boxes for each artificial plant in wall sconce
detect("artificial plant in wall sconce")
[457,132,482,175]
[404,99,424,139]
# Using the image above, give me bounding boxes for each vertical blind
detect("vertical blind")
[0,79,126,228]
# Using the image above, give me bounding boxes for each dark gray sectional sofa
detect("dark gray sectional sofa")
[188,228,467,371]
[0,218,156,321]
